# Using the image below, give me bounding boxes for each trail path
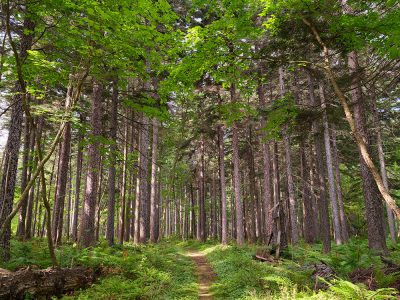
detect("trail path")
[186,250,215,299]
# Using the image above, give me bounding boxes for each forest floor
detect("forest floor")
[1,238,400,299]
[186,250,215,299]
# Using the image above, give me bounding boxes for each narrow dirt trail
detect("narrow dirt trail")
[186,250,215,299]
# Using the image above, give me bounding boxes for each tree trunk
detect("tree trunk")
[247,125,258,243]
[319,82,343,244]
[348,51,387,252]
[217,124,228,245]
[231,84,244,245]
[372,97,396,242]
[106,80,118,246]
[52,79,74,245]
[24,124,37,240]
[300,140,317,242]
[190,183,196,239]
[198,136,206,242]
[0,16,35,261]
[72,114,84,242]
[150,118,159,243]
[79,80,103,248]
[139,113,150,243]
[257,82,273,243]
[16,118,31,237]
[330,124,349,241]
[66,156,73,240]
[307,71,331,253]
[119,109,129,245]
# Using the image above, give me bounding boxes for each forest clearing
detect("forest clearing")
[0,0,400,299]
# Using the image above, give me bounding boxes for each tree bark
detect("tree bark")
[257,82,273,243]
[330,124,349,241]
[231,84,245,245]
[72,114,84,242]
[306,70,331,253]
[372,97,396,242]
[138,113,150,243]
[348,51,387,251]
[79,80,103,248]
[278,68,298,245]
[119,109,129,245]
[247,125,258,243]
[150,118,159,243]
[24,124,38,240]
[0,15,35,261]
[198,136,206,242]
[106,80,118,246]
[300,140,317,243]
[16,118,31,237]
[319,82,343,244]
[52,78,74,245]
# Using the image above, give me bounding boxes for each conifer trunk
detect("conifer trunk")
[79,80,103,248]
[106,80,118,246]
[231,84,244,245]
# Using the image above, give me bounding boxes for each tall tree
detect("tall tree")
[106,80,118,246]
[150,118,159,243]
[79,80,103,248]
[231,84,245,245]
[0,12,35,260]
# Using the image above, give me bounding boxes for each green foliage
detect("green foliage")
[1,239,198,300]
[323,279,397,300]
[181,239,400,299]
[261,93,298,140]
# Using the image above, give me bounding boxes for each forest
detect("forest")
[0,0,399,299]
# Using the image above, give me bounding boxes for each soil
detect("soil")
[187,250,215,299]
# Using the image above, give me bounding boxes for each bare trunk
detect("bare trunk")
[372,97,396,242]
[138,113,150,243]
[218,124,228,244]
[348,51,387,252]
[190,183,196,239]
[119,110,129,245]
[66,156,73,240]
[72,114,84,242]
[300,140,317,242]
[0,16,35,261]
[257,82,273,242]
[231,84,244,245]
[307,71,331,253]
[79,80,103,248]
[150,119,159,242]
[198,136,206,242]
[247,125,258,243]
[24,125,37,240]
[16,118,31,237]
[106,80,118,246]
[330,124,349,241]
[52,79,74,245]
[319,82,343,244]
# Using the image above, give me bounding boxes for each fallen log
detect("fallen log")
[253,254,275,263]
[0,266,97,299]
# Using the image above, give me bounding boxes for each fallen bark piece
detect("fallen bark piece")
[0,266,97,299]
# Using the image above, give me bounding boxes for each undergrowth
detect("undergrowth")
[180,238,400,299]
[2,237,400,299]
[1,238,198,299]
